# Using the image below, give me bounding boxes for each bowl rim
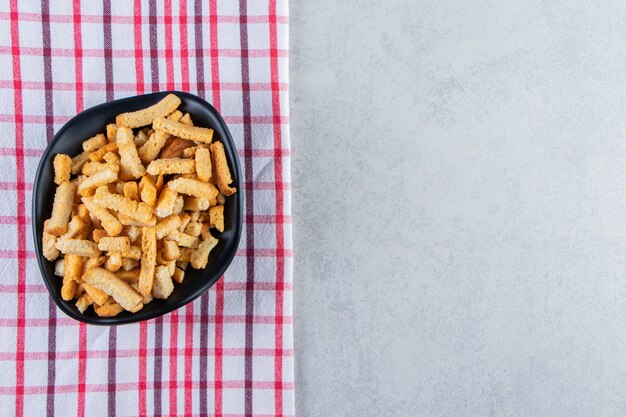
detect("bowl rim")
[32,91,243,325]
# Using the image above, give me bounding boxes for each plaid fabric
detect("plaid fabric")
[0,0,293,416]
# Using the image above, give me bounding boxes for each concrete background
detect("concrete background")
[290,1,626,416]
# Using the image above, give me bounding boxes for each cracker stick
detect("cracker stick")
[123,181,139,201]
[95,301,124,317]
[152,117,213,144]
[172,267,185,284]
[167,110,183,122]
[210,141,237,196]
[94,187,155,223]
[56,239,101,257]
[190,235,218,269]
[117,126,146,180]
[209,205,224,232]
[98,236,131,252]
[116,93,181,128]
[65,254,83,283]
[60,215,87,240]
[62,254,83,301]
[88,142,118,162]
[195,147,212,182]
[103,151,120,164]
[146,158,196,175]
[138,131,170,164]
[75,294,93,314]
[84,267,143,312]
[155,214,182,239]
[139,175,158,206]
[77,168,118,195]
[105,252,123,272]
[61,278,78,302]
[159,138,195,159]
[42,220,60,261]
[155,186,178,218]
[91,229,109,243]
[179,112,193,126]
[167,178,218,202]
[71,151,90,175]
[106,123,117,142]
[152,265,174,299]
[185,221,202,237]
[82,133,107,152]
[138,226,156,296]
[82,197,123,236]
[81,161,119,176]
[183,196,210,211]
[53,154,72,185]
[82,282,110,306]
[162,240,180,261]
[178,232,200,248]
[46,181,76,236]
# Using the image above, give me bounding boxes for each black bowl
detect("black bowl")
[32,91,243,325]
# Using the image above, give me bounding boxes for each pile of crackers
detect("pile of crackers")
[41,94,237,317]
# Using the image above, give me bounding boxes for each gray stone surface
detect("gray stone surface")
[290,1,626,416]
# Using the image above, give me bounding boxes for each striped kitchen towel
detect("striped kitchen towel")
[0,0,293,416]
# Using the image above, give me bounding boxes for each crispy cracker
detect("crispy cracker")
[167,178,218,202]
[147,158,196,175]
[56,238,101,257]
[46,181,76,236]
[82,133,107,152]
[53,154,72,185]
[84,267,143,312]
[155,185,178,218]
[82,196,123,236]
[138,131,170,164]
[155,214,182,239]
[116,93,181,128]
[190,235,218,269]
[139,175,158,206]
[209,141,237,196]
[209,205,224,232]
[77,168,118,195]
[98,236,131,252]
[138,226,157,296]
[152,265,174,299]
[117,126,146,180]
[152,117,213,143]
